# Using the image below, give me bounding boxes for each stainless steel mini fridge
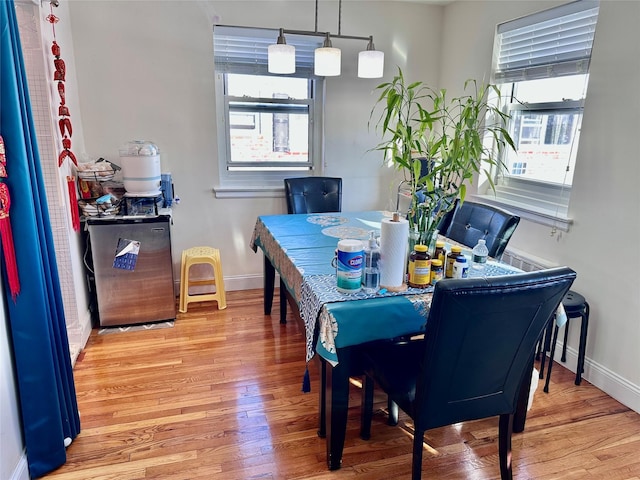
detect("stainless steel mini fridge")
[86,215,175,326]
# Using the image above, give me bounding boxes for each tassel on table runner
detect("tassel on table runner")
[0,183,20,300]
[67,176,80,231]
[301,365,311,393]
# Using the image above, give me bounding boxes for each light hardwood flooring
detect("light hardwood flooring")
[43,289,640,479]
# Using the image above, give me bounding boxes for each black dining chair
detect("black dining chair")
[284,176,342,214]
[442,200,520,259]
[358,267,576,480]
[278,177,343,325]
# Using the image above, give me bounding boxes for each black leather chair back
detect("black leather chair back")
[414,267,575,431]
[443,201,520,258]
[284,177,342,214]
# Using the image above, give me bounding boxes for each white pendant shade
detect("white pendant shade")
[268,43,296,74]
[314,47,341,76]
[358,49,384,78]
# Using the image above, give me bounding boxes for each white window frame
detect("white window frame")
[479,0,599,231]
[212,26,325,198]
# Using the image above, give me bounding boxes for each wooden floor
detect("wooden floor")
[43,289,640,480]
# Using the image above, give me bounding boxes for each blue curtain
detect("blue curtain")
[1,1,80,478]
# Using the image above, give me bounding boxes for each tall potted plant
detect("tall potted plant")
[370,68,515,249]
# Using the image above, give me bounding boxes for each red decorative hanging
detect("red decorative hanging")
[67,176,80,232]
[0,137,20,300]
[48,6,80,231]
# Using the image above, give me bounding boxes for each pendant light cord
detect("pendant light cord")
[315,0,318,33]
[314,0,343,36]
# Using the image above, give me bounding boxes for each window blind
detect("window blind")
[214,25,320,76]
[493,0,599,82]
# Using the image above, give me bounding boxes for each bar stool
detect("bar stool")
[179,246,227,313]
[543,290,589,392]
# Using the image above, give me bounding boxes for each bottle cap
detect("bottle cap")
[451,245,462,253]
[436,240,445,248]
[415,244,428,252]
[456,256,467,263]
[368,231,377,248]
[431,259,443,267]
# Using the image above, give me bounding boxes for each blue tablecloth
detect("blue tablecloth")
[251,211,524,366]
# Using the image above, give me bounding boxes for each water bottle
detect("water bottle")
[362,231,380,293]
[471,239,488,270]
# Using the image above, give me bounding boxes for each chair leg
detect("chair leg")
[412,427,425,480]
[498,414,514,480]
[575,303,589,385]
[561,317,570,362]
[544,325,560,393]
[360,376,374,440]
[535,336,542,361]
[538,319,553,379]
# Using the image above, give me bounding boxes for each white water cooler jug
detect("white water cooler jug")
[119,141,161,195]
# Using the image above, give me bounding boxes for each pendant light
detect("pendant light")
[358,36,384,78]
[268,29,296,74]
[267,0,384,78]
[314,33,341,76]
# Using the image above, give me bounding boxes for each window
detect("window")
[483,1,600,230]
[213,26,324,197]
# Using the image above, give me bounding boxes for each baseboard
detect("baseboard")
[68,309,93,366]
[551,341,640,413]
[10,452,29,480]
[222,273,266,292]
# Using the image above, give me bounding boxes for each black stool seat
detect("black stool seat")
[562,290,587,313]
[540,289,589,392]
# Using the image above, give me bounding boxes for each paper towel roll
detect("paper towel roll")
[380,216,409,288]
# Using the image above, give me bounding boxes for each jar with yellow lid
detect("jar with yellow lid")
[433,241,447,265]
[445,245,463,278]
[430,259,443,285]
[408,244,431,288]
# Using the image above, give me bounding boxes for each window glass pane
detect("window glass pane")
[504,109,582,185]
[513,75,589,103]
[229,110,309,164]
[227,73,309,100]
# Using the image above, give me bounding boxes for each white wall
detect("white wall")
[440,0,640,411]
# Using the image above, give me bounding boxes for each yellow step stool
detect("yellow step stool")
[179,246,227,312]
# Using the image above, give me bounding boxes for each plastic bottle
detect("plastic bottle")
[362,231,381,293]
[433,241,447,265]
[430,259,443,285]
[453,255,469,278]
[471,239,489,270]
[408,244,431,288]
[445,245,462,278]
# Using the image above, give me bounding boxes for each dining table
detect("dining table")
[250,210,531,470]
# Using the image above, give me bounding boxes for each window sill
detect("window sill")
[213,184,285,199]
[472,194,573,232]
